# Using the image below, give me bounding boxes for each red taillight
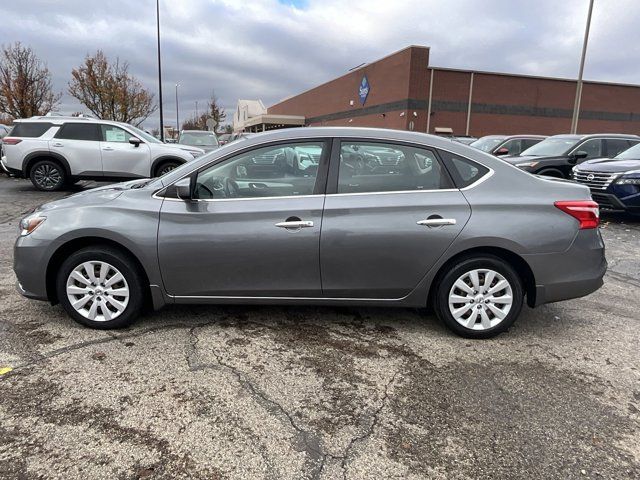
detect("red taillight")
[554,200,600,229]
[2,137,21,145]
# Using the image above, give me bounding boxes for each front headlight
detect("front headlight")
[19,215,46,236]
[516,161,539,168]
[616,177,640,185]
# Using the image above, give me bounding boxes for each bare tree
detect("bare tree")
[0,42,61,118]
[69,50,157,126]
[181,92,226,131]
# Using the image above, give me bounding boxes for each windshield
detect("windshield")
[469,136,506,152]
[615,143,640,159]
[520,137,581,156]
[124,124,163,144]
[179,131,219,147]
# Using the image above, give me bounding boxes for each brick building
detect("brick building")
[267,45,640,136]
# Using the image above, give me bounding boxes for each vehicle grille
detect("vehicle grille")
[572,170,618,190]
[375,153,402,166]
[251,151,281,165]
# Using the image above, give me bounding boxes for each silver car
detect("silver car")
[14,127,606,338]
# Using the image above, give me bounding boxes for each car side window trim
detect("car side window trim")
[158,138,333,201]
[326,138,489,195]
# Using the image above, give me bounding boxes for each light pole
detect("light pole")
[175,82,180,137]
[570,0,595,134]
[156,0,164,142]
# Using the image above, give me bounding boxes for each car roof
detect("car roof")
[547,133,640,140]
[13,115,128,127]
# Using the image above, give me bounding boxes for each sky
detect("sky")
[2,0,640,130]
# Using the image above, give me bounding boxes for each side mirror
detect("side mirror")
[129,137,142,147]
[495,147,509,156]
[174,177,191,200]
[573,150,588,160]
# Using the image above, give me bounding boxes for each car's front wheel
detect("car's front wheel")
[154,160,180,177]
[56,246,144,329]
[434,255,524,339]
[30,159,66,191]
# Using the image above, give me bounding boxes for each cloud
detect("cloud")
[1,0,638,129]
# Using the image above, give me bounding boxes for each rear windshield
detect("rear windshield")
[9,122,53,138]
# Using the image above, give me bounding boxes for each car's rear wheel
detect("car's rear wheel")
[30,159,66,191]
[434,255,524,339]
[56,246,144,329]
[154,160,180,177]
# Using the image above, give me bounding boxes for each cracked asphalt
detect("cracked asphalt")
[0,175,639,479]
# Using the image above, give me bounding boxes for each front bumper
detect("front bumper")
[524,229,606,307]
[14,235,51,302]
[589,188,640,214]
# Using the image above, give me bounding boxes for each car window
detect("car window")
[194,141,325,200]
[101,125,133,143]
[438,149,490,188]
[55,123,100,141]
[9,122,53,138]
[500,139,522,155]
[522,138,542,150]
[337,142,452,194]
[574,139,602,159]
[606,139,634,157]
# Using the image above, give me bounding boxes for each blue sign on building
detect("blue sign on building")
[359,75,370,105]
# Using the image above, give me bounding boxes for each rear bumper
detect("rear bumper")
[524,229,607,307]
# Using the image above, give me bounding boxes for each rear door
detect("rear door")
[99,124,151,178]
[49,122,102,176]
[320,140,471,299]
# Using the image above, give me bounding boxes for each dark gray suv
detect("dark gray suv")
[14,127,606,338]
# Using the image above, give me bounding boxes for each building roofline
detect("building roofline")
[429,65,640,89]
[271,45,430,107]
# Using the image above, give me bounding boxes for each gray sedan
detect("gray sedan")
[14,127,605,338]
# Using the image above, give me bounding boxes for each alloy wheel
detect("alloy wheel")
[448,268,513,331]
[158,164,177,176]
[33,164,62,189]
[66,261,130,322]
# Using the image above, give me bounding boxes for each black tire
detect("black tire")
[30,159,66,191]
[536,168,565,179]
[56,246,145,329]
[154,160,180,177]
[433,255,524,339]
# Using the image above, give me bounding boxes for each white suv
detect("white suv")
[0,116,205,191]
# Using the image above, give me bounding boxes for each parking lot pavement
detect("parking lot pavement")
[0,175,638,480]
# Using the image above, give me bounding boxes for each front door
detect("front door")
[320,140,471,299]
[99,124,151,178]
[158,140,329,297]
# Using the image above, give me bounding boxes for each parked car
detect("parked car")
[572,142,640,216]
[452,135,477,145]
[501,133,640,179]
[470,135,546,156]
[0,124,11,173]
[218,133,232,145]
[178,130,219,153]
[14,127,605,339]
[1,116,204,191]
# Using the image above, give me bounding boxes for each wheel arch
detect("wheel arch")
[535,167,566,179]
[427,246,537,309]
[150,156,187,177]
[45,237,152,308]
[23,151,72,178]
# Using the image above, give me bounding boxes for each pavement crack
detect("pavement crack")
[187,323,327,479]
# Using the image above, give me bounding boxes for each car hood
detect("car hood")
[501,154,565,164]
[34,179,148,213]
[162,143,205,154]
[577,157,640,173]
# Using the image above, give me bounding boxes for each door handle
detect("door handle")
[417,218,457,227]
[275,220,314,229]
[102,147,114,151]
[52,142,63,147]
